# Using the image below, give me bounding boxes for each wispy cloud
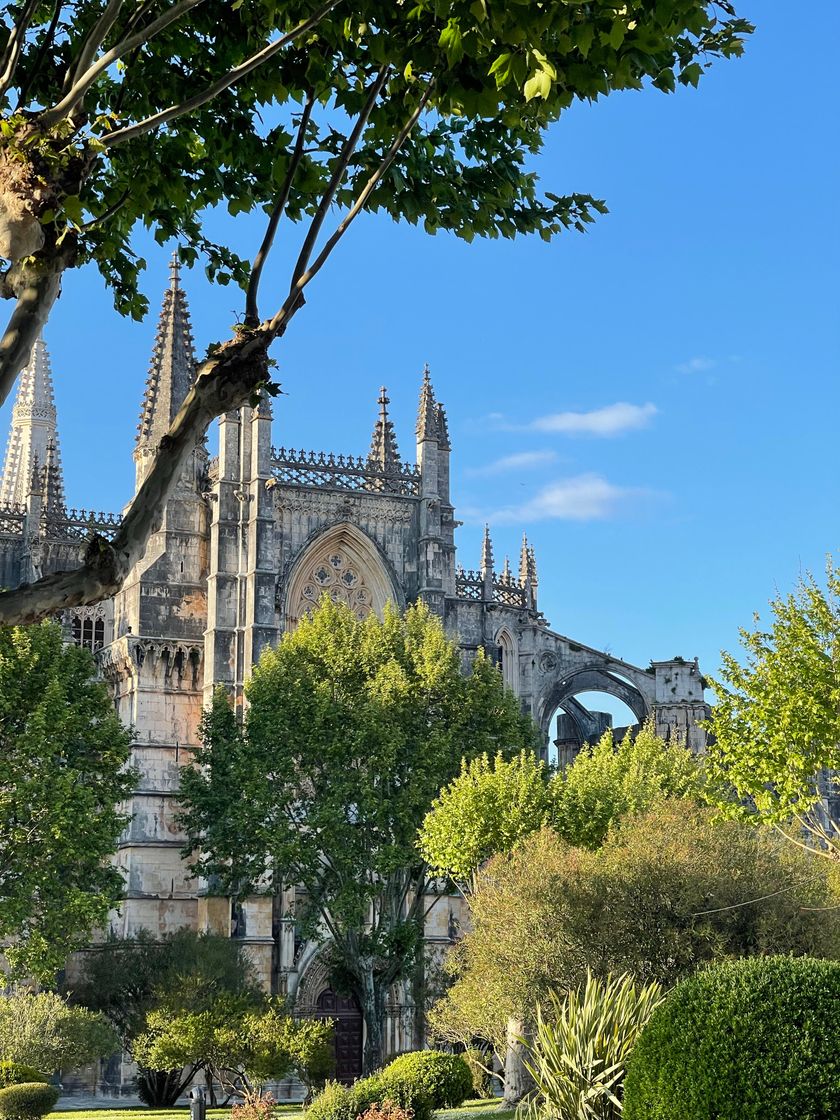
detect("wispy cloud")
[675,356,716,375]
[530,401,658,437]
[466,450,558,477]
[489,473,654,523]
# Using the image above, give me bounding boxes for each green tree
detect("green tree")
[418,750,551,890]
[431,803,840,1076]
[0,622,134,980]
[0,1,753,627]
[705,561,840,850]
[0,992,118,1074]
[179,597,537,1074]
[72,929,262,1106]
[551,719,701,850]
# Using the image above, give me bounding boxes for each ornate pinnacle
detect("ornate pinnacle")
[367,385,401,481]
[137,261,197,449]
[435,402,451,451]
[481,523,494,579]
[528,544,538,587]
[519,532,530,587]
[416,363,437,441]
[502,555,511,583]
[42,438,65,513]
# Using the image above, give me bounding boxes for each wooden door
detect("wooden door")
[316,987,364,1084]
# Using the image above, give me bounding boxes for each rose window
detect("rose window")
[293,547,373,620]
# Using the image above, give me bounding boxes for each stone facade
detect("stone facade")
[0,261,709,1083]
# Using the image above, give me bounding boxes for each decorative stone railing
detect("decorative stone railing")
[455,568,528,608]
[0,503,25,535]
[270,446,421,496]
[48,509,121,540]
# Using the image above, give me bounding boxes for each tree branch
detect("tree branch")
[16,0,63,108]
[39,0,208,126]
[0,249,70,409]
[0,0,40,99]
[69,0,125,89]
[289,66,389,293]
[0,326,272,624]
[244,90,314,328]
[101,0,341,149]
[270,77,435,336]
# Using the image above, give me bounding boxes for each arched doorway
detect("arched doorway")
[316,988,363,1084]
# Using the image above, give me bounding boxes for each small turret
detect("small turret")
[367,386,401,488]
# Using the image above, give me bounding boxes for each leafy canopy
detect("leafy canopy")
[0,623,135,979]
[430,803,840,1054]
[0,992,118,1073]
[705,560,840,833]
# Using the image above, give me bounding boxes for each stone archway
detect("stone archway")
[537,663,653,760]
[283,522,400,628]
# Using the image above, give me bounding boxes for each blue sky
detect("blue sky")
[2,0,837,705]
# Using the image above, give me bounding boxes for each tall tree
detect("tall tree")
[705,560,840,854]
[179,597,537,1074]
[0,622,134,980]
[0,1,753,625]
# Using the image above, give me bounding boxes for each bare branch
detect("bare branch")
[40,0,208,126]
[0,0,40,99]
[0,252,69,409]
[289,66,389,292]
[70,0,125,89]
[0,326,272,624]
[270,77,435,336]
[101,0,342,149]
[244,91,315,327]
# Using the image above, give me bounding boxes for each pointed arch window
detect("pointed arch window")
[497,628,517,692]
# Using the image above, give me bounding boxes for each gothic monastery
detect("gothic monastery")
[0,261,709,1085]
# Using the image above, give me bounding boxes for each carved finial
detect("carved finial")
[519,532,530,587]
[481,523,494,579]
[368,385,401,484]
[169,249,181,289]
[416,364,437,441]
[502,555,511,583]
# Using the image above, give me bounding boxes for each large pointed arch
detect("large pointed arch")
[283,522,401,628]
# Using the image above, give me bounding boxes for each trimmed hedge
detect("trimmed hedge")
[623,956,840,1120]
[0,1083,59,1120]
[306,1050,471,1120]
[381,1052,472,1110]
[0,1069,46,1092]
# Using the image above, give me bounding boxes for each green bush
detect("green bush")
[381,1051,473,1110]
[462,1049,492,1099]
[0,1068,46,1091]
[0,1082,59,1120]
[624,956,840,1120]
[306,1075,388,1120]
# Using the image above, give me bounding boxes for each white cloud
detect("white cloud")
[675,356,716,375]
[489,473,649,523]
[466,450,558,477]
[530,401,657,437]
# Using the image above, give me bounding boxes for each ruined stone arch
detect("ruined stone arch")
[537,664,652,744]
[283,522,401,628]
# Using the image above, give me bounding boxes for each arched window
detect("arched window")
[497,628,517,692]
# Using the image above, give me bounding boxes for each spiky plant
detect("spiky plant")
[520,973,663,1120]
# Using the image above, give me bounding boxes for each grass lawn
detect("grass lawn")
[49,1100,514,1120]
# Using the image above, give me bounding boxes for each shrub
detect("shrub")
[623,956,840,1120]
[0,1068,46,1091]
[232,1092,276,1120]
[462,1049,493,1099]
[0,1083,59,1120]
[382,1051,472,1111]
[359,1103,414,1120]
[306,1075,389,1120]
[523,974,662,1120]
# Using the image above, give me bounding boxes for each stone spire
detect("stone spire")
[41,437,65,514]
[0,335,65,509]
[435,402,450,450]
[528,544,538,588]
[480,524,494,579]
[367,386,401,474]
[519,533,530,587]
[416,363,437,441]
[501,555,511,583]
[137,251,196,451]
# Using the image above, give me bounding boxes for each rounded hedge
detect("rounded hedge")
[306,1075,397,1120]
[0,1068,47,1092]
[0,1083,60,1120]
[381,1051,473,1110]
[623,956,840,1120]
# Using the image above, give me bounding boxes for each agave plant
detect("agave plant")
[519,973,663,1120]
